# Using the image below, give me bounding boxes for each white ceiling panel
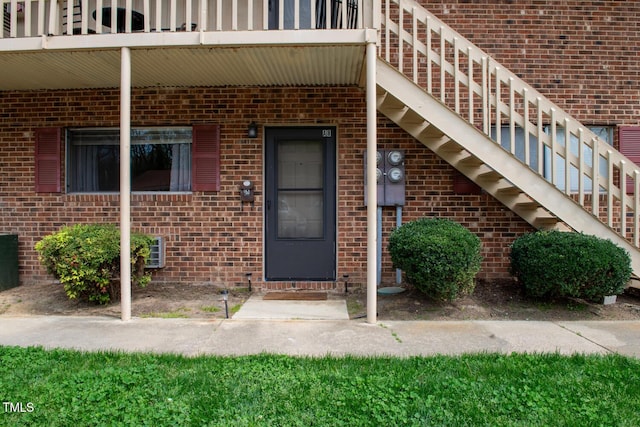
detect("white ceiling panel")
[0,33,367,90]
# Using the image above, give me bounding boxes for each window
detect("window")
[543,126,613,193]
[35,124,220,194]
[68,127,192,192]
[490,125,539,170]
[490,124,613,193]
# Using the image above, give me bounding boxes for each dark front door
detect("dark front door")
[265,127,336,280]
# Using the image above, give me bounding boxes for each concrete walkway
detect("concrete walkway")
[233,296,350,320]
[0,316,639,358]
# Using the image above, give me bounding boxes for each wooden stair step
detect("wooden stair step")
[478,169,502,181]
[458,154,484,167]
[496,185,522,196]
[402,109,425,125]
[533,216,561,228]
[515,201,541,210]
[439,139,463,153]
[377,92,406,111]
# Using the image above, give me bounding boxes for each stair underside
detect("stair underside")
[375,58,640,276]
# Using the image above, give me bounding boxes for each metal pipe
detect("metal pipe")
[120,47,132,322]
[377,206,382,285]
[396,205,402,284]
[223,290,229,318]
[366,37,377,324]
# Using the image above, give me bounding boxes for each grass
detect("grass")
[200,305,221,313]
[345,297,364,316]
[379,323,403,343]
[0,303,10,315]
[140,307,191,318]
[1,346,640,426]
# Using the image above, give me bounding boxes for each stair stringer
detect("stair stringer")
[376,58,640,276]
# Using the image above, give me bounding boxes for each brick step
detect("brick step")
[259,281,347,293]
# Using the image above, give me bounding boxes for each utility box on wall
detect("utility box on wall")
[364,150,405,206]
[0,234,19,291]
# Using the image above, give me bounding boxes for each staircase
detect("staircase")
[377,0,640,276]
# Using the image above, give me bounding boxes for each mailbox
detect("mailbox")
[239,180,255,202]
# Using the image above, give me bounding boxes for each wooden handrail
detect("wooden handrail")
[380,0,640,248]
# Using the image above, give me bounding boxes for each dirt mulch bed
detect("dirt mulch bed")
[346,279,640,321]
[1,278,640,321]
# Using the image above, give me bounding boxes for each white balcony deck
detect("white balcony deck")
[1,0,373,89]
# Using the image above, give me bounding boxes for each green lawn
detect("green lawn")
[1,346,639,426]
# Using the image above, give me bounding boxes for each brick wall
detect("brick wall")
[4,1,638,290]
[418,0,640,125]
[0,86,534,289]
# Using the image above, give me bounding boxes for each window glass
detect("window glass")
[277,140,324,239]
[67,127,192,192]
[491,125,613,193]
[542,126,613,193]
[490,125,538,170]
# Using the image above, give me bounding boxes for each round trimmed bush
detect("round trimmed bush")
[35,224,154,304]
[389,217,482,300]
[509,231,631,302]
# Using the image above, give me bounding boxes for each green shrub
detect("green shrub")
[389,217,482,300]
[509,231,631,302]
[35,224,154,304]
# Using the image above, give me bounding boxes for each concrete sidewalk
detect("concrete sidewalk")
[0,316,639,357]
[233,296,350,320]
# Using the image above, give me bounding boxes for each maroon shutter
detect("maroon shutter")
[453,171,481,195]
[192,124,221,192]
[34,127,61,193]
[619,126,640,194]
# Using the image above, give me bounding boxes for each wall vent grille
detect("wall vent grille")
[146,237,165,269]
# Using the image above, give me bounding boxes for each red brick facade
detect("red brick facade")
[1,1,638,290]
[419,0,640,125]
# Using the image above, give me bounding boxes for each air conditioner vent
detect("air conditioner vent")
[146,237,165,269]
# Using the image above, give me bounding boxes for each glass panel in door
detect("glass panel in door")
[277,140,324,239]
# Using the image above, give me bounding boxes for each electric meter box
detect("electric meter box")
[364,149,405,206]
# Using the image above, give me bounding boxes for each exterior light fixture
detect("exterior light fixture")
[246,272,252,292]
[247,122,258,138]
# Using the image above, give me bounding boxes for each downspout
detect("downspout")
[120,47,132,322]
[366,34,377,324]
[396,205,402,284]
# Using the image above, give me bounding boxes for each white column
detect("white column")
[120,47,132,322]
[366,39,377,324]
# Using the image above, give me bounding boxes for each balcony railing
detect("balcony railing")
[2,0,364,38]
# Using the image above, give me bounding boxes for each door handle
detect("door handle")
[267,200,271,210]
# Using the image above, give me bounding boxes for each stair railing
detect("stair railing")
[379,0,640,248]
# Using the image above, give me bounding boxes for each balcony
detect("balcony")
[1,0,374,89]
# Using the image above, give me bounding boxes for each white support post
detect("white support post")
[366,39,377,324]
[621,160,627,237]
[592,138,600,214]
[120,47,132,322]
